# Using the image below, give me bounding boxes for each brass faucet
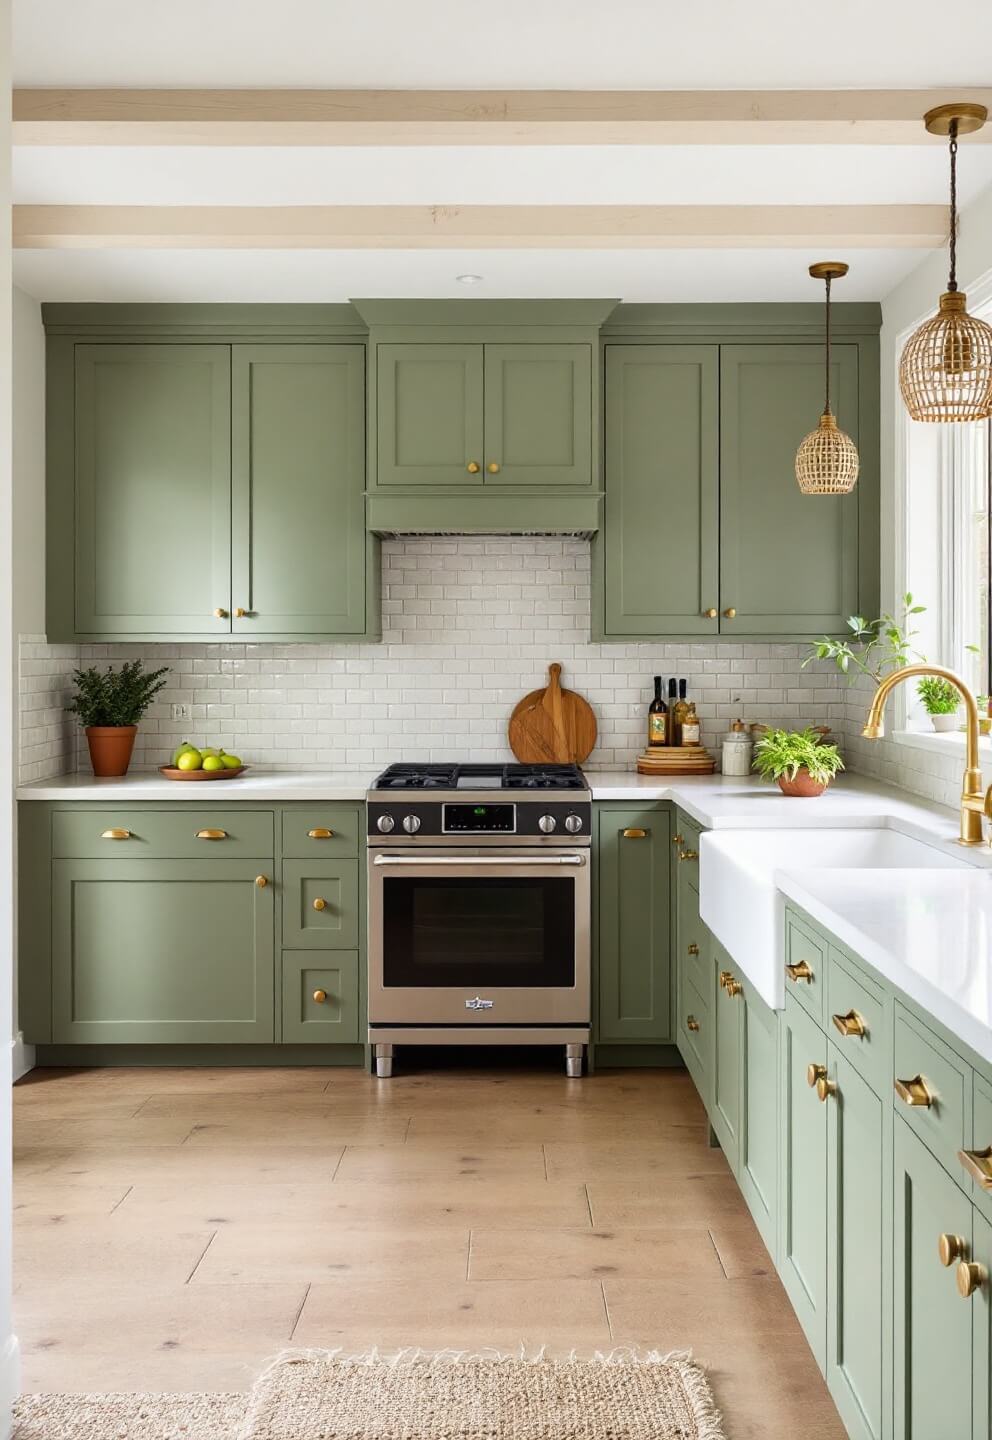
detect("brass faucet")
[862,664,990,846]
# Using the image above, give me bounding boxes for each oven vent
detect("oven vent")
[366,496,601,539]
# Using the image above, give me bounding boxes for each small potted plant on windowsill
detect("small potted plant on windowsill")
[67,660,170,777]
[751,726,845,798]
[916,675,961,733]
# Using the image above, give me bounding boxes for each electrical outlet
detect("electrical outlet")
[171,703,191,722]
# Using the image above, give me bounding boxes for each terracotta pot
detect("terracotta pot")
[777,767,828,798]
[85,725,137,777]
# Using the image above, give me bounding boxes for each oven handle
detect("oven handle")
[372,853,587,868]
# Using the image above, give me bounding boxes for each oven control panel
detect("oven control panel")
[443,803,515,833]
[368,799,592,840]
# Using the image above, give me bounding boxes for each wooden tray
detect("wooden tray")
[508,662,597,765]
[158,765,247,782]
[636,745,716,777]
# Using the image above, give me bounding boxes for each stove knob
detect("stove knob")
[538,814,557,834]
[564,813,583,834]
[402,814,421,834]
[376,814,395,833]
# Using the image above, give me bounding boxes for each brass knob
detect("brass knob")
[235,607,248,618]
[725,977,743,998]
[487,461,501,474]
[786,961,813,984]
[312,989,327,1004]
[957,1261,987,1298]
[672,834,684,846]
[308,827,334,840]
[723,607,737,619]
[939,1233,968,1267]
[622,828,647,839]
[195,829,227,841]
[100,828,131,840]
[687,943,700,956]
[895,1074,934,1108]
[466,461,480,474]
[686,1015,700,1032]
[213,607,229,619]
[704,608,718,619]
[807,1063,827,1088]
[255,875,268,888]
[678,849,699,862]
[832,1009,867,1038]
[312,897,327,912]
[719,969,733,991]
[816,1075,837,1102]
[958,1146,992,1190]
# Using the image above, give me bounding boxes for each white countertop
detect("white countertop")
[15,770,377,802]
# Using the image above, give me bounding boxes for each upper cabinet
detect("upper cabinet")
[376,343,484,487]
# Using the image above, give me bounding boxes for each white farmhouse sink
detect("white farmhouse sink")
[699,828,970,1010]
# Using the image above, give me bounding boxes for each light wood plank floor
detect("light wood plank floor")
[13,1061,845,1437]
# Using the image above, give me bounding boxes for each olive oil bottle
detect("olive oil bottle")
[672,679,690,745]
[648,676,669,747]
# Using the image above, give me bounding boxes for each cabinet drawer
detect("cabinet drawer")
[784,910,827,1027]
[281,859,360,950]
[893,1004,971,1188]
[826,948,889,1096]
[963,1073,992,1222]
[53,809,274,859]
[281,951,360,1044]
[281,806,361,858]
[680,970,712,1098]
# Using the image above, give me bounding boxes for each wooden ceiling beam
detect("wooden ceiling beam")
[13,204,947,250]
[13,88,992,146]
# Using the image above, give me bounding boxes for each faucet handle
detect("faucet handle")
[984,784,992,823]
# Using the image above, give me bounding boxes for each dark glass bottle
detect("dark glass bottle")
[672,678,690,745]
[648,676,668,747]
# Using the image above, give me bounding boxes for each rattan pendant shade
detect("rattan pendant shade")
[795,261,860,495]
[899,103,992,423]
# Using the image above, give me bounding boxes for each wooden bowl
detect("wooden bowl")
[158,765,247,782]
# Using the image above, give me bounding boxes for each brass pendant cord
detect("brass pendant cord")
[823,274,832,415]
[948,118,959,292]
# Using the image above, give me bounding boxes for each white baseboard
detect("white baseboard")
[11,1034,34,1083]
[0,1334,19,1439]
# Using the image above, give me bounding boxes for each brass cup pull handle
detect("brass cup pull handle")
[807,1063,827,1089]
[786,961,813,984]
[687,943,700,956]
[100,828,131,840]
[957,1261,988,1298]
[312,897,327,912]
[723,607,737,619]
[832,1009,867,1038]
[213,607,229,619]
[678,849,699,862]
[958,1146,992,1190]
[196,829,228,841]
[816,1075,837,1102]
[466,461,480,474]
[255,875,268,888]
[312,989,327,1004]
[622,828,648,839]
[487,461,501,474]
[895,1074,934,1108]
[307,828,334,840]
[939,1232,968,1267]
[703,608,718,619]
[686,1015,700,1032]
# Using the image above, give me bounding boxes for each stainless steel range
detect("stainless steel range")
[366,763,592,1078]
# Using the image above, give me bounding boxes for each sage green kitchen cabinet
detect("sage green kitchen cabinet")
[601,345,720,635]
[69,344,233,637]
[973,1208,992,1440]
[483,344,591,486]
[711,945,743,1173]
[595,805,672,1043]
[376,343,484,486]
[719,345,860,635]
[739,979,779,1258]
[51,857,275,1043]
[281,951,360,1044]
[232,345,367,636]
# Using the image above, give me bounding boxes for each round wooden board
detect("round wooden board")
[508,662,597,765]
[158,765,247,782]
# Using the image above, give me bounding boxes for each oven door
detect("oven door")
[368,848,590,1025]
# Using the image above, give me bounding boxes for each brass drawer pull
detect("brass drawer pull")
[622,828,647,839]
[312,989,327,1004]
[958,1146,992,1190]
[678,849,699,862]
[312,897,327,912]
[957,1261,987,1298]
[196,829,228,841]
[308,827,334,840]
[939,1232,968,1267]
[816,1075,837,1102]
[100,828,131,840]
[832,1009,867,1038]
[687,943,700,956]
[895,1074,934,1108]
[807,1063,827,1088]
[786,961,813,984]
[255,875,268,888]
[686,1015,700,1032]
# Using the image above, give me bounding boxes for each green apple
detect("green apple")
[176,748,202,772]
[220,753,243,769]
[200,748,220,760]
[171,740,197,767]
[201,755,225,772]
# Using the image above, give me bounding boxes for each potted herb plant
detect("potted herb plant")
[67,660,169,777]
[752,726,845,798]
[917,675,961,732]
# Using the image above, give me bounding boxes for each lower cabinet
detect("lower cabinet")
[281,951,360,1043]
[738,978,779,1256]
[711,944,743,1172]
[595,805,672,1043]
[778,993,829,1366]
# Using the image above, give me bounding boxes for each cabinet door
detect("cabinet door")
[603,346,720,635]
[779,994,829,1367]
[720,344,860,635]
[232,345,366,636]
[893,1118,975,1440]
[740,982,779,1257]
[376,343,484,486]
[281,951,360,1044]
[483,344,591,487]
[826,1044,887,1440]
[596,807,672,1042]
[73,344,231,636]
[973,1207,992,1440]
[52,859,274,1043]
[711,948,743,1173]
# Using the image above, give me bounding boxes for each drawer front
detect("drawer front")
[784,910,827,1027]
[826,947,889,1096]
[281,858,360,950]
[964,1073,992,1223]
[281,806,361,858]
[893,1004,971,1188]
[680,969,712,1103]
[53,809,274,859]
[281,951,360,1043]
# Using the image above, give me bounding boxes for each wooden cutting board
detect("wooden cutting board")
[508,663,597,765]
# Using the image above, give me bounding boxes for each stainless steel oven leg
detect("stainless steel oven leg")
[565,1043,584,1078]
[374,1043,394,1079]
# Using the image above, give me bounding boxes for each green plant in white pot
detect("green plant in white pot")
[752,727,845,798]
[917,675,961,733]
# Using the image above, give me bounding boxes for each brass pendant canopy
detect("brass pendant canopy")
[899,103,992,423]
[795,260,860,495]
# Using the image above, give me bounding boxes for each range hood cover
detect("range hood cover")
[366,494,601,539]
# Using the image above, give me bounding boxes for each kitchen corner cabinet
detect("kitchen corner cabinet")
[594,804,672,1044]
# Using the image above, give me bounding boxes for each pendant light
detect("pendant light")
[795,261,860,495]
[899,102,992,423]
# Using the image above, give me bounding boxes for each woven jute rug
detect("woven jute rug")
[238,1348,725,1440]
[13,1391,247,1439]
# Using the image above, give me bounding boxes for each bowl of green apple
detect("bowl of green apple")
[159,741,246,781]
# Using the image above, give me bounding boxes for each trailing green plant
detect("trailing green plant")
[803,594,926,684]
[66,660,169,728]
[916,675,960,715]
[751,727,845,786]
